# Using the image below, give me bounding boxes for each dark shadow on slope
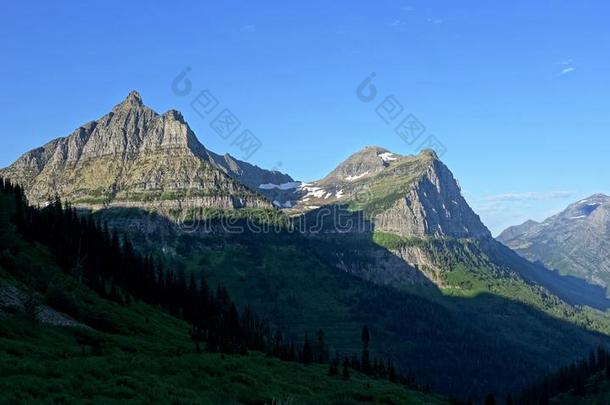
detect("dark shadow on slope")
[486,240,610,310]
[90,204,610,400]
[293,204,610,310]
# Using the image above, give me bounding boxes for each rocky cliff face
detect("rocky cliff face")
[205,150,296,205]
[498,194,610,287]
[0,91,272,211]
[371,155,491,238]
[1,91,489,241]
[286,147,490,239]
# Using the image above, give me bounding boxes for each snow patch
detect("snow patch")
[336,189,345,199]
[345,171,369,181]
[299,184,327,199]
[378,152,397,162]
[259,181,301,190]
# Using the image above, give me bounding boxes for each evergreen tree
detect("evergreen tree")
[342,357,350,379]
[302,334,313,365]
[316,329,327,363]
[361,325,371,374]
[0,181,420,392]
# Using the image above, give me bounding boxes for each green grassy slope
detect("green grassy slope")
[0,194,446,404]
[171,231,610,400]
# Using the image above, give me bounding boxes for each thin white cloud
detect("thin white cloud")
[555,59,576,76]
[559,67,576,76]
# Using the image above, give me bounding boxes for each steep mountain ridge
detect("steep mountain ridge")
[0,92,275,212]
[498,194,610,288]
[284,147,491,239]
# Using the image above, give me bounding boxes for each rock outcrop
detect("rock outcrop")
[289,147,490,239]
[498,194,610,287]
[0,91,272,211]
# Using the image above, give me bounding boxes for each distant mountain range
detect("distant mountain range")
[498,193,610,289]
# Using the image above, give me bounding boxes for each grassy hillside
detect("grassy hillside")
[171,231,610,399]
[0,191,446,404]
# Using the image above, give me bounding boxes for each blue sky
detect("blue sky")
[1,1,609,235]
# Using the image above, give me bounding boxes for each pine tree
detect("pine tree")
[484,394,496,405]
[302,334,313,365]
[328,360,338,376]
[316,329,327,364]
[361,325,371,374]
[387,359,397,382]
[342,356,350,379]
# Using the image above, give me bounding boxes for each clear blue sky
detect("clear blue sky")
[1,1,609,235]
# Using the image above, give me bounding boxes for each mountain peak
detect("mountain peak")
[420,148,439,160]
[113,90,144,111]
[498,194,610,288]
[580,193,610,202]
[126,90,142,104]
[163,109,185,122]
[358,145,391,154]
[321,146,401,183]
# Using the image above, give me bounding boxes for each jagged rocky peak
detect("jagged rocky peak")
[498,193,610,288]
[322,146,402,183]
[498,219,540,241]
[0,91,270,210]
[113,90,144,110]
[371,149,491,239]
[559,194,610,219]
[290,147,491,239]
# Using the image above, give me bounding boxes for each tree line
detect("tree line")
[518,346,610,404]
[0,178,409,390]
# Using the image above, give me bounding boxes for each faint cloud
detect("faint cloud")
[426,18,444,25]
[389,19,408,32]
[555,59,576,76]
[483,191,574,203]
[241,25,257,33]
